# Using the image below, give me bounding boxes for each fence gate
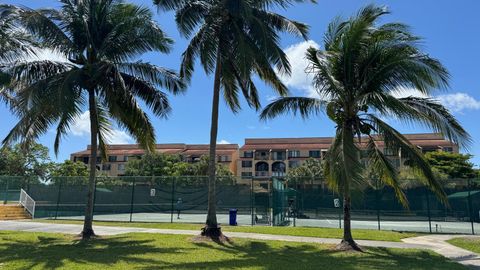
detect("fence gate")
[252,179,271,225]
[272,178,295,226]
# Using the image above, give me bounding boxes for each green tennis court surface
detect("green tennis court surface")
[49,212,480,234]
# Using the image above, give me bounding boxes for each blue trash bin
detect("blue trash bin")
[229,208,238,226]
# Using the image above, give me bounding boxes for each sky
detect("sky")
[1,0,479,165]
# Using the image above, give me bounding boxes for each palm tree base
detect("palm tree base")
[80,228,96,240]
[201,225,223,238]
[336,239,363,252]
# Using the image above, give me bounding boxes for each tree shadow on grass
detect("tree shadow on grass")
[0,232,466,270]
[0,233,184,269]
[141,240,465,270]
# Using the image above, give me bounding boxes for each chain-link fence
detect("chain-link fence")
[1,176,478,234]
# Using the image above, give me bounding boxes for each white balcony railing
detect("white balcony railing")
[255,171,269,177]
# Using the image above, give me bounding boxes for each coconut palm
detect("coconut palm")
[0,6,35,106]
[261,5,470,250]
[153,0,314,237]
[1,0,185,239]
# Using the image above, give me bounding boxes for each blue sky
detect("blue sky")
[1,0,480,165]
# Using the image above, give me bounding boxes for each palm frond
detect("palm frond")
[260,97,326,120]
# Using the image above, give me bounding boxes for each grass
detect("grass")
[447,237,480,254]
[0,231,465,270]
[35,219,418,242]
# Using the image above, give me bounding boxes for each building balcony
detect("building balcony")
[272,171,286,177]
[255,171,269,177]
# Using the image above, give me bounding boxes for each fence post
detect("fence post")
[92,178,97,220]
[376,188,381,230]
[338,192,342,229]
[170,177,175,223]
[425,189,432,233]
[467,178,475,235]
[129,177,136,222]
[54,178,63,220]
[293,185,297,227]
[26,176,31,193]
[251,178,254,226]
[3,178,8,205]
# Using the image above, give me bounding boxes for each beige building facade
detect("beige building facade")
[236,133,458,182]
[71,144,239,176]
[71,133,458,178]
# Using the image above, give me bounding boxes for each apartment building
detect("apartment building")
[70,133,458,178]
[71,143,239,176]
[236,133,458,181]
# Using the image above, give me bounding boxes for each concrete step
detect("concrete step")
[0,205,31,220]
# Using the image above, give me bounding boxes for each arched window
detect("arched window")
[272,162,286,172]
[255,161,269,172]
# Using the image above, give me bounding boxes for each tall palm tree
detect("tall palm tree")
[261,5,470,250]
[0,6,35,106]
[154,0,314,237]
[1,0,185,239]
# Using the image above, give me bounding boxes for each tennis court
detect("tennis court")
[48,211,480,234]
[2,176,479,235]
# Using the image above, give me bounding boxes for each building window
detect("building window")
[242,161,252,168]
[288,150,300,158]
[218,155,230,162]
[102,164,111,171]
[96,157,102,164]
[255,162,269,172]
[241,172,253,179]
[118,164,125,171]
[255,151,269,160]
[309,150,321,158]
[272,151,285,160]
[289,160,301,168]
[272,162,286,177]
[82,157,89,164]
[108,155,117,162]
[443,147,453,152]
[243,151,253,158]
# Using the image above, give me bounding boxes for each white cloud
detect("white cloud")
[436,93,480,113]
[217,139,231,144]
[71,111,91,136]
[71,111,133,144]
[278,40,320,97]
[390,87,429,99]
[107,130,133,144]
[391,87,480,114]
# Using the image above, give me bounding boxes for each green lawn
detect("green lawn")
[0,231,465,270]
[447,237,480,254]
[36,219,417,242]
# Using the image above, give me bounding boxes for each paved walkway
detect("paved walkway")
[403,235,480,269]
[0,221,479,269]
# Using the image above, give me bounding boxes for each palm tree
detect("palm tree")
[0,6,35,106]
[261,5,470,251]
[154,0,314,237]
[1,0,185,239]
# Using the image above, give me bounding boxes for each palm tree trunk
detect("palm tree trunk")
[82,89,98,239]
[202,49,222,238]
[337,124,362,251]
